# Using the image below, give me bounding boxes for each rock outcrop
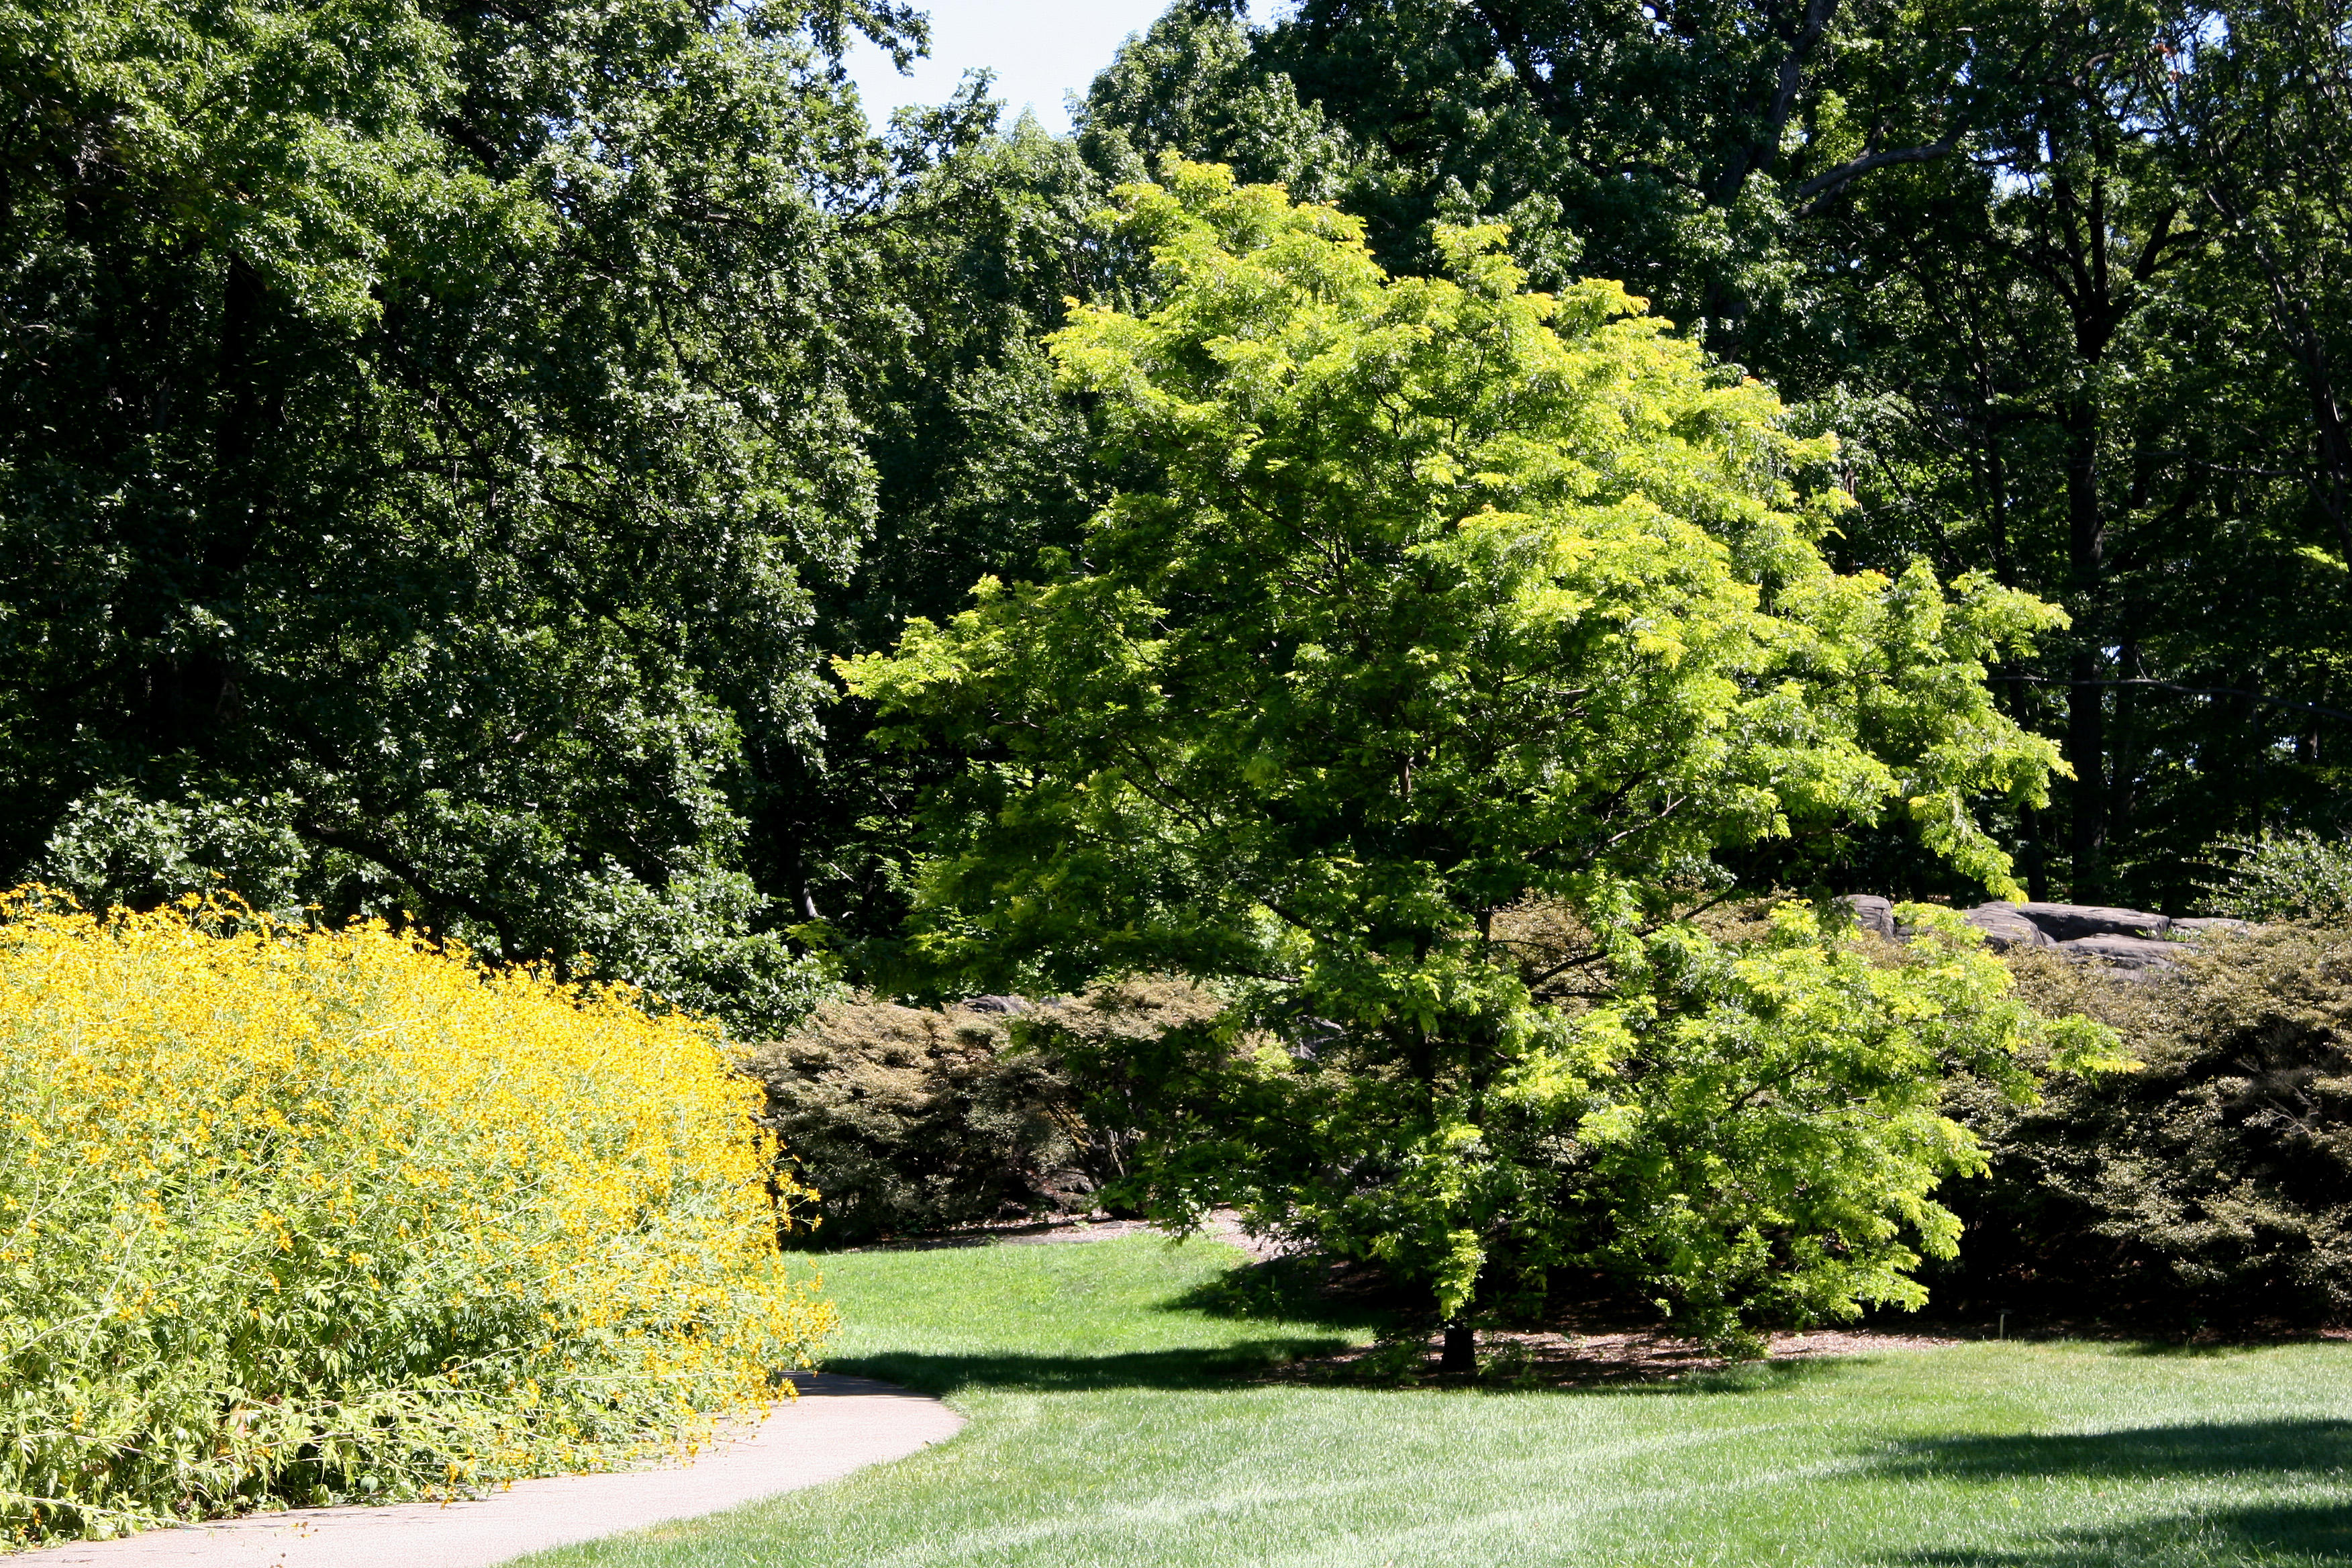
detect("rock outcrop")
[1961,902,2057,952]
[2010,903,2173,941]
[1838,896,2252,974]
[1844,895,1899,941]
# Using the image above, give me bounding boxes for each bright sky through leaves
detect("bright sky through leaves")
[844,0,1271,134]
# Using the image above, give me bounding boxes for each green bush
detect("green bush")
[1946,927,2352,1322]
[2206,830,2352,924]
[746,981,1219,1244]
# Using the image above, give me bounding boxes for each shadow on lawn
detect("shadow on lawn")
[1881,1419,2352,1566]
[824,1340,1356,1397]
[1162,1252,1401,1335]
[1874,1417,2352,1481]
[830,1340,1873,1400]
[1902,1502,2352,1566]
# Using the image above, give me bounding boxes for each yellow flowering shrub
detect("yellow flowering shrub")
[0,893,835,1548]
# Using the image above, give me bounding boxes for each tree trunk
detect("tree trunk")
[1440,1316,1475,1375]
[2066,654,2106,902]
[2019,803,2050,902]
[2109,638,2142,858]
[2063,400,2108,901]
[146,249,268,756]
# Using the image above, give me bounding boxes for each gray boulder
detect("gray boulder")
[2014,902,2172,941]
[1840,894,1898,940]
[1839,895,2261,977]
[960,995,1033,1015]
[2057,934,2182,969]
[1961,902,2057,950]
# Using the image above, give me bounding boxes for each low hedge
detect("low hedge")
[1943,926,2352,1323]
[744,980,1219,1245]
[0,894,833,1547]
[747,929,2352,1332]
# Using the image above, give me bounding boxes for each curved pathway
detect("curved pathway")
[9,1375,961,1568]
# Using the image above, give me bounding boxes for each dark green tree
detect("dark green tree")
[762,100,1128,944]
[0,0,924,1027]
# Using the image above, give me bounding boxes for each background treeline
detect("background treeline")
[5,0,2348,1028]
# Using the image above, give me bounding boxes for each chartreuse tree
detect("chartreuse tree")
[844,162,2120,1361]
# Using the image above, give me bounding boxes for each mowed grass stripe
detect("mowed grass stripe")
[521,1236,2352,1567]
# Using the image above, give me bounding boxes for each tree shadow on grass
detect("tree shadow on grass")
[2112,1336,2339,1359]
[1872,1418,2352,1482]
[1175,1257,1890,1396]
[1903,1502,2352,1566]
[1876,1420,2352,1567]
[828,1336,1877,1401]
[1161,1252,1402,1336]
[824,1339,1358,1398]
[1635,1357,1864,1395]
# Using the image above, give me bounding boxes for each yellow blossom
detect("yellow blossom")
[0,891,836,1547]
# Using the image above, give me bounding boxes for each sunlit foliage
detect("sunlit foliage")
[846,164,2120,1347]
[0,894,833,1547]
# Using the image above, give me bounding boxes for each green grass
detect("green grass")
[524,1236,2352,1567]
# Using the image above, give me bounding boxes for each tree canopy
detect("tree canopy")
[1,0,932,1026]
[845,165,2116,1344]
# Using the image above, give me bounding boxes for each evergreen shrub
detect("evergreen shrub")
[1948,927,2352,1322]
[746,980,1218,1244]
[0,894,834,1547]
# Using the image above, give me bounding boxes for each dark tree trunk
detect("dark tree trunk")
[144,249,270,757]
[2020,803,2050,902]
[1440,1316,1475,1375]
[2066,649,2106,901]
[2063,400,2108,901]
[2110,638,2142,856]
[1996,656,2049,901]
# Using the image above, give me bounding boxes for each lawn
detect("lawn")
[525,1234,2352,1567]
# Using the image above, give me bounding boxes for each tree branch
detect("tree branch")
[1714,0,1843,200]
[295,818,526,960]
[1793,135,1960,210]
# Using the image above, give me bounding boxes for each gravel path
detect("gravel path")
[7,1375,961,1568]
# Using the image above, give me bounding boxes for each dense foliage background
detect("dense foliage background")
[8,0,2348,1032]
[1073,0,2352,913]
